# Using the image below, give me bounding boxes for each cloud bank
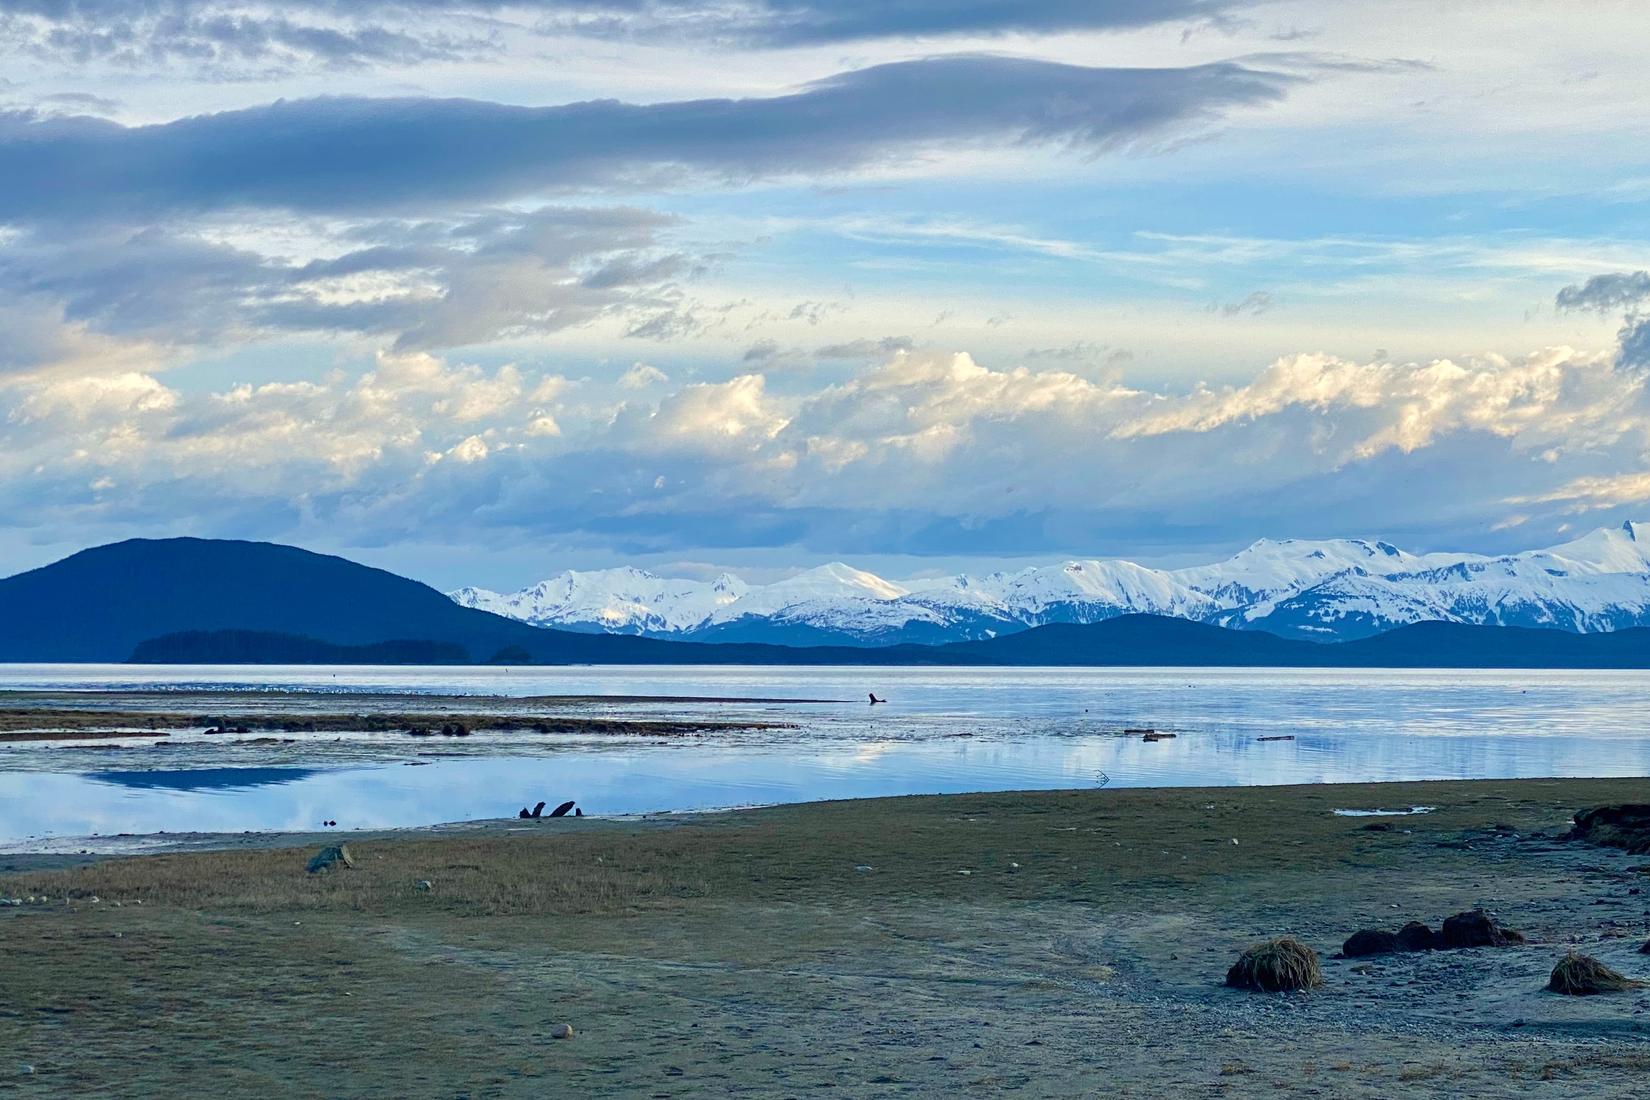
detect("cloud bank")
[5,341,1647,558]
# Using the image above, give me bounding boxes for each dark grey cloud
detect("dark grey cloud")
[1557,271,1650,370]
[1556,271,1650,314]
[0,55,1297,224]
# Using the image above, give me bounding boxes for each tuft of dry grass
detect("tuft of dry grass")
[1225,937,1322,993]
[1546,951,1642,995]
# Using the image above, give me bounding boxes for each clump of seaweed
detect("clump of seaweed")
[1226,937,1323,992]
[1546,952,1641,996]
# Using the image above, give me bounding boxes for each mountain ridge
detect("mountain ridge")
[8,537,1650,667]
[451,522,1650,645]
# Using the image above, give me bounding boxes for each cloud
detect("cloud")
[0,3,1246,74]
[7,339,1649,560]
[0,56,1299,224]
[814,336,914,360]
[0,5,495,73]
[1555,271,1650,314]
[0,206,688,359]
[1213,289,1274,316]
[618,361,668,388]
[1557,271,1650,369]
[558,0,1244,46]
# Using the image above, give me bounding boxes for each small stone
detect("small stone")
[89,896,100,904]
[415,880,433,892]
[18,1064,35,1076]
[551,1023,574,1040]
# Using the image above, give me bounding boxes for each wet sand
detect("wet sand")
[3,777,1650,1097]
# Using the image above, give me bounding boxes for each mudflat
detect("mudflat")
[4,777,1650,1097]
[0,688,804,738]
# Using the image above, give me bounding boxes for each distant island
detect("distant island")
[8,537,1650,668]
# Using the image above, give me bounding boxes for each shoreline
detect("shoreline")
[2,773,1647,861]
[6,775,1650,1095]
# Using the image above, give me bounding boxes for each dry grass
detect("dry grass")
[1546,952,1642,995]
[1225,937,1323,993]
[2,832,718,916]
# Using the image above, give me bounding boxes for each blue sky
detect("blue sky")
[2,1,1650,588]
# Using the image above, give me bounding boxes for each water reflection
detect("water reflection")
[86,767,326,793]
[3,665,1650,847]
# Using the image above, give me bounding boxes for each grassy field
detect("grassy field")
[4,778,1650,1097]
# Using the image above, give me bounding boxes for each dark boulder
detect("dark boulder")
[1395,921,1438,952]
[1342,929,1399,957]
[1561,804,1650,855]
[1440,908,1523,949]
[549,800,576,818]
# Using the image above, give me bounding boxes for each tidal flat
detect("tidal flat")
[4,777,1650,1098]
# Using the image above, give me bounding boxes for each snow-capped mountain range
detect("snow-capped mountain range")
[450,522,1650,646]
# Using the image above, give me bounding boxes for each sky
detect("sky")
[3,1,1650,589]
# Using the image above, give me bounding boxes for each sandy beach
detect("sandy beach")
[3,776,1649,1097]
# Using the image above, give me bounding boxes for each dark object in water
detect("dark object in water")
[1342,929,1399,957]
[407,726,432,737]
[1360,823,1392,832]
[550,800,576,818]
[439,722,470,738]
[1639,938,1650,955]
[1122,728,1154,735]
[1395,921,1439,952]
[1256,735,1295,742]
[518,801,546,820]
[868,693,885,705]
[575,808,584,817]
[1440,908,1524,949]
[1547,951,1641,995]
[1141,731,1176,742]
[1225,937,1322,993]
[1561,804,1650,854]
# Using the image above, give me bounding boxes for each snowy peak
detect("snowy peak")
[451,566,747,634]
[451,523,1650,644]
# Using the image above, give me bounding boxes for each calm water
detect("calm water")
[3,664,1648,848]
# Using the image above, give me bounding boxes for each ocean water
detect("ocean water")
[3,664,1649,847]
